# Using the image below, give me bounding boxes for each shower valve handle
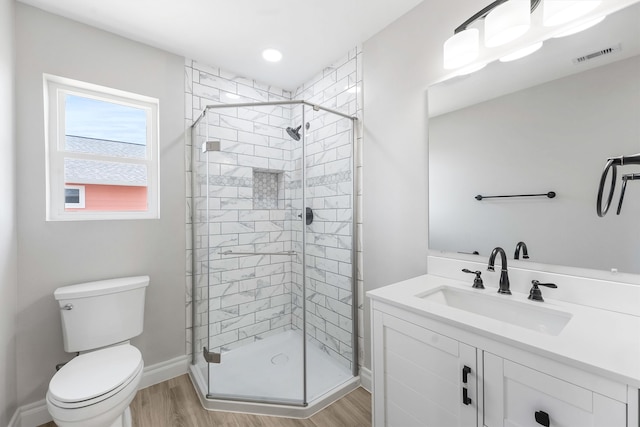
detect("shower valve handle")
[298,207,314,225]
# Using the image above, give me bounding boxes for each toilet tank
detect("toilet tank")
[54,276,149,352]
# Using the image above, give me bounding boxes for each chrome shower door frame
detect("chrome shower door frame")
[190,100,358,409]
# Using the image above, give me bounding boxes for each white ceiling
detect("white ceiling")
[17,0,424,90]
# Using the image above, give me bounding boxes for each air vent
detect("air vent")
[573,44,622,64]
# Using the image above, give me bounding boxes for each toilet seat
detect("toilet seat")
[48,344,143,409]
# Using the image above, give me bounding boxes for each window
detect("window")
[44,75,159,220]
[64,185,85,209]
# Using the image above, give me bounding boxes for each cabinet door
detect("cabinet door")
[483,352,626,427]
[372,311,477,427]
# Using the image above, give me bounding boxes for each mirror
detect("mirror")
[428,2,640,274]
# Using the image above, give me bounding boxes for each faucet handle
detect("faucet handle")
[528,280,557,302]
[462,269,485,289]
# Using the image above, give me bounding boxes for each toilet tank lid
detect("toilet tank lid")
[54,276,149,300]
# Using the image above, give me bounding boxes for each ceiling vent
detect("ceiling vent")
[573,44,622,64]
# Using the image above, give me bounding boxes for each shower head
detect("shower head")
[286,125,302,141]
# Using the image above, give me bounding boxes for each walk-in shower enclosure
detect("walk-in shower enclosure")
[189,100,358,415]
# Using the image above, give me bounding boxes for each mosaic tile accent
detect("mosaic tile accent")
[253,171,278,209]
[208,175,253,187]
[307,171,351,187]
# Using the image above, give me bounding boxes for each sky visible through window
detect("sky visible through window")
[65,94,147,145]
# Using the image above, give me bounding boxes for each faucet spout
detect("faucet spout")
[514,241,529,260]
[488,247,511,295]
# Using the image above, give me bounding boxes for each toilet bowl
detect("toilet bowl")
[46,276,149,427]
[46,344,144,427]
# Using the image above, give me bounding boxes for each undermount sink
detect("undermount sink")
[418,286,572,336]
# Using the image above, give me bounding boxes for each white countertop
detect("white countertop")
[368,274,640,387]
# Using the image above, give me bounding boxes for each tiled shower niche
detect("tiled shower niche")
[253,170,284,210]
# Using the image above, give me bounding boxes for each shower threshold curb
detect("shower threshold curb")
[188,364,361,419]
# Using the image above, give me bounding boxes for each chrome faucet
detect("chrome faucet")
[488,247,511,295]
[514,241,529,260]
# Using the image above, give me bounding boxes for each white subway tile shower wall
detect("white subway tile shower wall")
[185,46,364,374]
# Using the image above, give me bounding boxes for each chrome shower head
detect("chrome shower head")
[286,125,302,141]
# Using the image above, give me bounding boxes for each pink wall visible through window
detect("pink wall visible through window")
[65,183,147,211]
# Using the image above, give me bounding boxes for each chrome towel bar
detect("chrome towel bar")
[221,250,296,256]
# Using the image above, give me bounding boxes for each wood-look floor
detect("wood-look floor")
[40,374,372,427]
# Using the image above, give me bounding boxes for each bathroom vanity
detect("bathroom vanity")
[368,259,640,427]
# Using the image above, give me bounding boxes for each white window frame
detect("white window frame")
[64,185,86,209]
[44,74,160,221]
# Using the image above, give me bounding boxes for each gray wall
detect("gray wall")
[0,0,17,424]
[15,4,186,405]
[361,0,478,368]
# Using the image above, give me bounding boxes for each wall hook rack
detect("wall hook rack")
[475,191,556,201]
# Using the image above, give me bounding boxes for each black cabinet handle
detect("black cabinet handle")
[462,365,471,383]
[462,387,472,405]
[535,410,550,427]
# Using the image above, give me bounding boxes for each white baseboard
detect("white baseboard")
[10,399,50,427]
[360,366,372,393]
[138,354,190,390]
[7,406,21,427]
[15,354,190,427]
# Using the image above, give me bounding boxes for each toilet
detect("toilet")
[46,276,149,427]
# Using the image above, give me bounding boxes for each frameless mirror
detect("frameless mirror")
[428,2,640,274]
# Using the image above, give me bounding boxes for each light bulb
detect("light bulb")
[543,0,601,27]
[485,0,531,47]
[552,15,605,37]
[443,28,480,69]
[500,42,544,62]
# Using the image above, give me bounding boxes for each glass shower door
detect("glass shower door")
[194,103,306,405]
[300,104,357,402]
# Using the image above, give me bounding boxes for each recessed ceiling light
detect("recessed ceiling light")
[262,49,283,63]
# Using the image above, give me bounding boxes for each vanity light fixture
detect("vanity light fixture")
[262,48,283,63]
[552,15,606,38]
[444,28,480,69]
[543,0,601,27]
[485,0,532,47]
[455,63,487,76]
[499,41,543,62]
[443,0,541,70]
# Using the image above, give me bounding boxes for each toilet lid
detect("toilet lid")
[49,345,143,404]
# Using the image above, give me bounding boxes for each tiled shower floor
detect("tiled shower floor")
[207,329,352,403]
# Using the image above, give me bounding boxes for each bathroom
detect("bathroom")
[2,0,640,426]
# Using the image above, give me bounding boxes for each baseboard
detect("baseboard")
[11,399,50,427]
[138,354,190,390]
[15,354,190,427]
[360,366,372,393]
[8,406,21,427]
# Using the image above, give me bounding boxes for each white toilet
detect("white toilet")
[46,276,149,427]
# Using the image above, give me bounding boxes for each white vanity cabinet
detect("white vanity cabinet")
[483,353,627,427]
[371,301,633,427]
[372,310,478,427]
